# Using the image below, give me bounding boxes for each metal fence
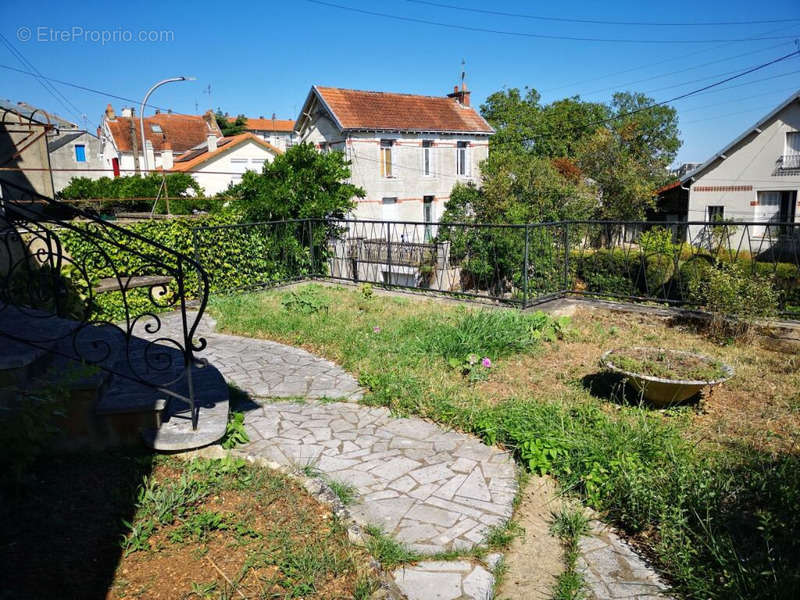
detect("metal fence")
[191,219,800,316]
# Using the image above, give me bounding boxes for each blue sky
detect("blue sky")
[1,0,799,166]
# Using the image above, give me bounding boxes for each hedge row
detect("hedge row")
[567,247,800,309]
[58,214,319,321]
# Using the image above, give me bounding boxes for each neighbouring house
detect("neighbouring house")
[234,115,296,152]
[99,105,223,176]
[294,83,494,224]
[681,89,800,249]
[1,99,103,197]
[166,132,282,195]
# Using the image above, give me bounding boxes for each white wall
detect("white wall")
[299,114,490,223]
[688,100,800,246]
[188,139,277,195]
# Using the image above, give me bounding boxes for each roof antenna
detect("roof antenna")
[460,58,466,91]
[203,83,212,110]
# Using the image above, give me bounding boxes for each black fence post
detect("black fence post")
[307,219,316,277]
[563,222,570,293]
[523,224,530,308]
[385,221,392,288]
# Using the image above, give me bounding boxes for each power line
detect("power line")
[404,0,800,27]
[578,40,792,97]
[0,33,84,124]
[493,50,800,150]
[0,63,175,113]
[539,23,799,94]
[305,0,800,44]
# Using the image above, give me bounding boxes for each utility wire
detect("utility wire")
[578,40,792,97]
[0,63,176,113]
[492,50,800,150]
[404,0,800,27]
[539,23,799,93]
[306,0,800,43]
[0,33,84,124]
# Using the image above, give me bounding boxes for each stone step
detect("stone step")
[141,363,229,451]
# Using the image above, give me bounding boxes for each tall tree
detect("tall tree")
[229,143,364,222]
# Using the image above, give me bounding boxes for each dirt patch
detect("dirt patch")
[495,476,564,600]
[479,307,800,454]
[1,452,377,599]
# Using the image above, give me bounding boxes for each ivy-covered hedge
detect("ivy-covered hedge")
[58,214,320,321]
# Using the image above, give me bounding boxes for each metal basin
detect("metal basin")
[600,348,734,408]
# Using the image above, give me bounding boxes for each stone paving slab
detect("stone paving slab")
[238,401,517,554]
[150,311,362,401]
[392,561,494,600]
[578,520,673,600]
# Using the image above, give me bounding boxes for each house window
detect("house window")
[150,124,163,133]
[74,144,86,162]
[380,139,393,178]
[707,206,724,222]
[423,196,434,242]
[422,140,433,176]
[456,141,469,176]
[785,132,800,169]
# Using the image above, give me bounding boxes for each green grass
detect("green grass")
[325,478,358,506]
[210,285,800,600]
[550,505,590,600]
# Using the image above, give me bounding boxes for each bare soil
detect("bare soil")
[495,476,564,600]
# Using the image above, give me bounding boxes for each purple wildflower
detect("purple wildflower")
[482,357,492,368]
[373,326,381,333]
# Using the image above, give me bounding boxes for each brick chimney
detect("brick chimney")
[203,109,216,130]
[447,82,471,107]
[105,103,116,120]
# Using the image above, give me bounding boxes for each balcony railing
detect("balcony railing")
[776,154,800,172]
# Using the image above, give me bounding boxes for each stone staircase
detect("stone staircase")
[0,304,229,451]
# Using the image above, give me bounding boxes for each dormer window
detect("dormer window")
[150,124,163,133]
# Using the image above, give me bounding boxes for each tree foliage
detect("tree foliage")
[228,143,364,222]
[215,111,247,136]
[58,173,203,200]
[477,87,681,220]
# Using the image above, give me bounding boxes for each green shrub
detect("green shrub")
[690,263,779,340]
[574,248,640,297]
[643,253,675,294]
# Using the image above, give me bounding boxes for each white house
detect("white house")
[238,116,296,152]
[683,90,800,246]
[294,83,494,224]
[99,105,223,176]
[167,132,282,195]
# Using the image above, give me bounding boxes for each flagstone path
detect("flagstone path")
[158,309,672,599]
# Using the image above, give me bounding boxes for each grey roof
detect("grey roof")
[682,89,800,183]
[0,98,77,128]
[47,131,87,152]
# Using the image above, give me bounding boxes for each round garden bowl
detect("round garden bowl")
[600,347,734,408]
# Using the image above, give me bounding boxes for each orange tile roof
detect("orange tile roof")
[168,133,282,172]
[313,86,494,134]
[240,117,295,132]
[106,112,222,153]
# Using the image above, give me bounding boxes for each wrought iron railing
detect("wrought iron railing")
[0,180,210,429]
[192,218,800,317]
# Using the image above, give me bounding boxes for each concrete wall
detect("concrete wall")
[688,100,800,247]
[0,114,53,199]
[188,139,277,195]
[249,130,295,152]
[49,131,104,192]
